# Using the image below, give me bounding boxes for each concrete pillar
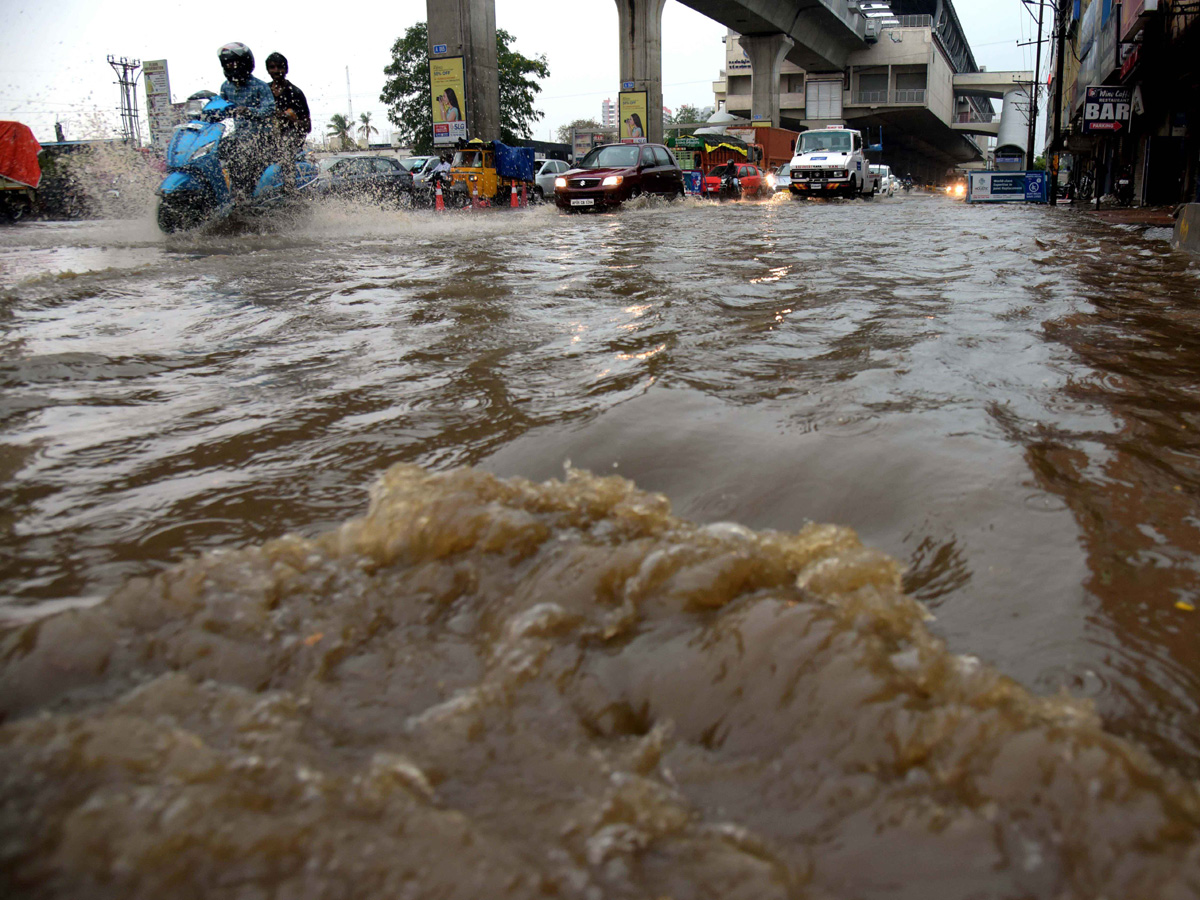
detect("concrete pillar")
[428,0,499,142]
[740,33,794,127]
[615,0,667,144]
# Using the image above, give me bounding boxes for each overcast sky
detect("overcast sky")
[0,0,1047,146]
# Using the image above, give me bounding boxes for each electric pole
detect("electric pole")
[1051,0,1067,201]
[1027,0,1046,170]
[107,55,142,145]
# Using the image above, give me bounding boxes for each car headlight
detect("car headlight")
[766,174,777,188]
[554,176,567,189]
[602,175,623,187]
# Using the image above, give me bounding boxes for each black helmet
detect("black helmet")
[265,52,288,74]
[218,42,254,83]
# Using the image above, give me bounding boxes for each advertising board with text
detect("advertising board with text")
[143,59,174,150]
[1083,86,1132,134]
[619,92,647,143]
[967,171,1048,204]
[430,57,467,146]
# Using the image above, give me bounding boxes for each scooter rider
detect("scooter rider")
[217,42,275,199]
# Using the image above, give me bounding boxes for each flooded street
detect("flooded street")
[4,193,1200,896]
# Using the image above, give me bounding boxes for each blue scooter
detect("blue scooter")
[156,97,317,233]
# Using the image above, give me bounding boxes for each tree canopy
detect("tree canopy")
[327,114,355,151]
[381,23,549,153]
[555,118,605,144]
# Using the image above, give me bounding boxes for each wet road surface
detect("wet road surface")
[3,192,1200,896]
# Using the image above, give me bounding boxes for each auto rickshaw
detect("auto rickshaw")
[448,138,535,207]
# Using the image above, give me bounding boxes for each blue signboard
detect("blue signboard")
[433,44,448,55]
[683,170,704,195]
[966,171,1048,203]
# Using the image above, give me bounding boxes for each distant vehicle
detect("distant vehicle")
[789,126,877,199]
[532,158,570,201]
[315,155,414,205]
[400,155,435,173]
[0,121,40,222]
[410,156,440,189]
[701,161,769,200]
[870,165,895,197]
[555,142,684,211]
[768,162,792,193]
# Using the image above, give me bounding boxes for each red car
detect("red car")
[555,142,685,210]
[701,161,769,200]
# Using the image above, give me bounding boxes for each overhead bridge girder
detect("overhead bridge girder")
[953,71,1034,100]
[676,0,867,72]
[952,122,1000,137]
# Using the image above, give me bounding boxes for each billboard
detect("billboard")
[143,59,174,150]
[430,57,467,146]
[1083,85,1132,134]
[967,171,1048,203]
[619,91,647,142]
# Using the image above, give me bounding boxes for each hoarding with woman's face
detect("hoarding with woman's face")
[619,91,647,143]
[430,57,467,146]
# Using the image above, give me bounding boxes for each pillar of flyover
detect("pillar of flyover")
[427,0,500,142]
[739,33,794,128]
[615,0,667,145]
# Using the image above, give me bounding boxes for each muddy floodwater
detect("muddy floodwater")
[3,193,1200,897]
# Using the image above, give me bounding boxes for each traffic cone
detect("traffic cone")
[510,182,518,208]
[434,180,444,211]
[471,182,480,209]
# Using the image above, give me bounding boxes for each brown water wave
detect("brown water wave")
[4,464,1200,898]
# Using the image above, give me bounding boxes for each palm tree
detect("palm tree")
[358,112,379,147]
[327,114,354,151]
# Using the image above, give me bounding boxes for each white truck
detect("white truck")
[788,125,878,200]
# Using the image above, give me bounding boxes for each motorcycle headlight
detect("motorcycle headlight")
[189,141,217,163]
[554,177,567,189]
[602,175,623,187]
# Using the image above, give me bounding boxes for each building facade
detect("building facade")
[1050,0,1200,205]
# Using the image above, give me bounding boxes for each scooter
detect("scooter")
[156,97,317,233]
[1116,169,1134,207]
[902,178,913,193]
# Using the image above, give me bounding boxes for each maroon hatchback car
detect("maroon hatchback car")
[555,142,685,211]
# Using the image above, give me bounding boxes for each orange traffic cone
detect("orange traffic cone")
[471,182,480,209]
[434,180,445,211]
[510,182,518,208]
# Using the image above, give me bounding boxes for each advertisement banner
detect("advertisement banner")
[143,59,174,150]
[430,57,467,146]
[967,171,1048,203]
[1083,85,1132,133]
[572,131,604,162]
[619,91,647,142]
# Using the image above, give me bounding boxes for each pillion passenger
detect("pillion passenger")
[217,42,275,199]
[265,52,311,190]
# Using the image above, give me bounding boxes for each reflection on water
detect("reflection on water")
[3,195,1200,892]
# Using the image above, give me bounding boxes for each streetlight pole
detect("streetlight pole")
[1050,0,1067,202]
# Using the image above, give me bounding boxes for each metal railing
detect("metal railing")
[893,89,927,104]
[894,15,932,28]
[956,111,997,123]
[855,90,889,104]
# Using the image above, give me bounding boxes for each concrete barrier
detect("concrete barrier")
[1172,203,1200,255]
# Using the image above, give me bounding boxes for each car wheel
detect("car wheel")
[534,186,544,203]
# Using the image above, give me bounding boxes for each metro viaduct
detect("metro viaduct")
[427,0,1029,180]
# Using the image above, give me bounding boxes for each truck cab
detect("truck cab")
[788,126,877,199]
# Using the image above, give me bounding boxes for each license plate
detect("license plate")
[570,198,594,207]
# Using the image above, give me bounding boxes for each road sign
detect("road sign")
[621,81,635,90]
[433,44,448,55]
[966,171,1048,204]
[1083,86,1132,135]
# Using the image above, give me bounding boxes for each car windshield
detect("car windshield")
[453,150,484,167]
[579,145,640,169]
[800,131,852,153]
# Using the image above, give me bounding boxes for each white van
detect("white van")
[789,126,878,199]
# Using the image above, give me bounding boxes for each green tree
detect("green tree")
[671,104,704,125]
[358,112,379,146]
[327,113,355,150]
[555,118,603,144]
[381,22,549,153]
